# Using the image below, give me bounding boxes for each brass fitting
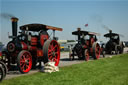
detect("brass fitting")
[11,17,18,22]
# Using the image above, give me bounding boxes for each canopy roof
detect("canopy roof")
[72,30,100,36]
[104,33,119,37]
[20,24,63,32]
[72,30,89,36]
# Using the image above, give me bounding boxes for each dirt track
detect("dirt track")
[5,47,128,80]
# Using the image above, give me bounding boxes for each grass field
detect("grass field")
[1,54,128,85]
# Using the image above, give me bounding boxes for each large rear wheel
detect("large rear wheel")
[43,40,60,66]
[17,50,32,73]
[92,42,100,59]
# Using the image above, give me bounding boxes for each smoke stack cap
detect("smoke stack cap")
[77,28,81,31]
[11,17,18,22]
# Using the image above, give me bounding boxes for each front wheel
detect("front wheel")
[92,42,100,59]
[17,50,32,73]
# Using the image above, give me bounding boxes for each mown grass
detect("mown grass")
[1,54,128,85]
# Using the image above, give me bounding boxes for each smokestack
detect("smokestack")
[109,30,112,34]
[77,28,81,43]
[11,17,18,37]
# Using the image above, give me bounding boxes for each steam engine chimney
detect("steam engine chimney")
[109,30,112,34]
[77,28,81,43]
[11,17,18,37]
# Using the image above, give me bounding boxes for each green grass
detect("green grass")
[1,54,128,85]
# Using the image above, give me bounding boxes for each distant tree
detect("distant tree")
[0,42,3,45]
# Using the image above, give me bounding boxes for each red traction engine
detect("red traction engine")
[69,28,101,61]
[1,17,63,73]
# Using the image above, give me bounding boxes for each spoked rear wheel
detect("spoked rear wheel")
[43,40,60,66]
[17,50,32,73]
[92,42,100,59]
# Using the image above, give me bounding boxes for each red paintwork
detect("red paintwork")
[40,34,49,46]
[83,45,87,49]
[90,48,93,53]
[31,37,37,45]
[0,52,2,56]
[90,38,94,46]
[86,40,89,46]
[21,42,28,50]
[29,46,37,51]
[37,49,43,57]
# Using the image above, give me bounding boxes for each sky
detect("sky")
[0,0,128,44]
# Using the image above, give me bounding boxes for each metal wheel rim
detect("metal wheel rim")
[19,51,32,73]
[48,40,60,66]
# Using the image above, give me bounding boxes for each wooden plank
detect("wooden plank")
[89,32,101,36]
[46,26,63,31]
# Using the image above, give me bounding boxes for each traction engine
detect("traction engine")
[104,30,124,54]
[0,17,63,73]
[69,28,101,61]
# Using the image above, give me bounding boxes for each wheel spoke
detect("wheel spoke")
[48,49,52,53]
[20,63,24,66]
[55,52,59,55]
[52,45,57,51]
[21,64,25,70]
[22,55,26,60]
[25,57,30,61]
[20,58,25,62]
[49,55,53,60]
[51,43,54,49]
[54,58,57,62]
[20,60,25,63]
[25,64,29,68]
[48,53,52,56]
